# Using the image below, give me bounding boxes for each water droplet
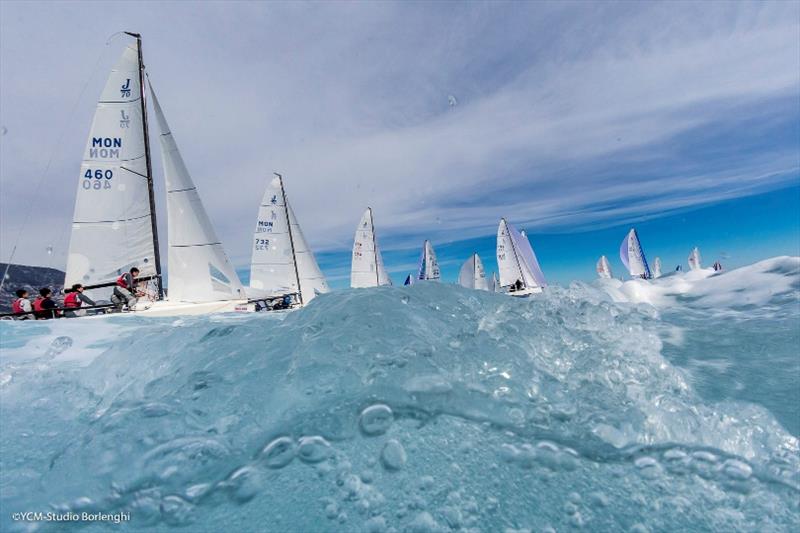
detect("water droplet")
[297,436,331,463]
[359,404,394,436]
[259,436,295,469]
[365,515,387,533]
[634,456,662,479]
[722,459,752,480]
[46,336,73,357]
[380,439,406,471]
[222,466,262,503]
[160,495,194,526]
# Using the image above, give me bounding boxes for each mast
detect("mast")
[504,219,527,288]
[368,207,379,286]
[277,173,303,305]
[126,31,163,298]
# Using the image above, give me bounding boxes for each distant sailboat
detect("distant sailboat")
[496,218,546,296]
[404,274,415,286]
[596,255,612,279]
[64,34,249,316]
[490,272,499,292]
[688,247,702,271]
[249,173,329,306]
[351,208,391,288]
[458,253,489,291]
[619,228,651,279]
[417,240,440,281]
[653,257,662,278]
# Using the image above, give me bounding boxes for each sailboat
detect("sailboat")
[596,255,612,279]
[458,253,489,290]
[688,247,702,271]
[417,240,440,281]
[653,257,662,278]
[496,219,546,296]
[64,34,250,316]
[351,208,391,288]
[619,228,651,279]
[249,174,329,307]
[404,274,415,286]
[490,272,499,292]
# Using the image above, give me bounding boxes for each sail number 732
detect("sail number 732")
[83,169,113,190]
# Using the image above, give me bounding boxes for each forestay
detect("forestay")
[351,208,391,288]
[458,253,489,290]
[619,228,651,279]
[417,240,440,281]
[688,247,702,271]
[65,43,156,296]
[151,87,245,302]
[596,255,612,279]
[249,176,328,304]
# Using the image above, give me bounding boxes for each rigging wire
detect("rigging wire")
[0,33,128,292]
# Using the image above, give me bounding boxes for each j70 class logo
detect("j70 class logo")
[270,195,278,205]
[120,79,132,98]
[119,110,130,128]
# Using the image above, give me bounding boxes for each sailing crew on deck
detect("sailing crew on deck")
[33,288,59,319]
[11,289,33,319]
[112,267,140,309]
[64,284,96,318]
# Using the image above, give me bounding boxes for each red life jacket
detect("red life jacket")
[32,296,45,312]
[64,292,81,308]
[116,274,129,289]
[12,298,25,314]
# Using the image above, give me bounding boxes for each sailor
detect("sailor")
[112,267,140,309]
[513,279,524,292]
[33,288,59,319]
[675,265,683,272]
[713,261,723,272]
[11,289,33,319]
[64,283,96,318]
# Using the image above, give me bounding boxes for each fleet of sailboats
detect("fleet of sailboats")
[8,34,722,320]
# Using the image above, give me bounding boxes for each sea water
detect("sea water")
[0,257,797,532]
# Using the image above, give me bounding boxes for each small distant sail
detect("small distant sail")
[417,240,440,281]
[596,255,612,279]
[619,228,651,279]
[351,208,391,288]
[151,87,245,302]
[496,219,547,290]
[491,272,499,292]
[458,253,489,290]
[653,257,662,278]
[404,274,414,286]
[249,175,329,305]
[688,247,702,271]
[65,42,158,297]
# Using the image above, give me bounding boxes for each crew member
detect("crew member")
[11,289,33,319]
[64,283,96,318]
[33,288,59,319]
[113,267,140,309]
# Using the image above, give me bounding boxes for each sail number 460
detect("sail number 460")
[83,169,113,190]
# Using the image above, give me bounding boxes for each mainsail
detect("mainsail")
[150,87,245,302]
[496,219,546,289]
[619,228,651,279]
[65,40,160,298]
[417,240,440,281]
[688,247,702,271]
[458,253,489,290]
[249,175,328,305]
[351,208,391,288]
[596,255,612,279]
[653,257,662,278]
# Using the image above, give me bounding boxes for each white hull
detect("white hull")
[130,299,255,317]
[507,286,543,297]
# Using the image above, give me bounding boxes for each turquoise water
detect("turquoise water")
[0,257,798,532]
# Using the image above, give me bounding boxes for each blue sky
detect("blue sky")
[1,1,798,286]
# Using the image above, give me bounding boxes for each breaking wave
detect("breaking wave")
[1,257,798,532]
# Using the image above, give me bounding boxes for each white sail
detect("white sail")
[491,272,499,292]
[653,257,662,278]
[688,247,702,271]
[65,42,157,296]
[496,219,546,289]
[619,228,651,279]
[404,274,414,286]
[596,255,612,279]
[150,88,245,303]
[417,240,440,281]
[458,253,489,290]
[249,176,328,305]
[351,208,391,288]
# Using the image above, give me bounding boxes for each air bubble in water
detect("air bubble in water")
[380,439,406,471]
[46,336,73,357]
[160,495,194,526]
[259,436,295,469]
[297,436,331,463]
[359,404,394,436]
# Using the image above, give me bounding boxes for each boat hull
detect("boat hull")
[131,299,255,316]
